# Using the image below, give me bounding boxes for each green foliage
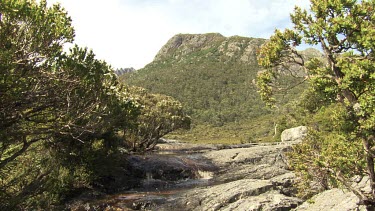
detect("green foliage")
[123,35,266,122]
[0,1,192,209]
[124,86,191,151]
[122,34,309,143]
[167,114,283,144]
[0,0,140,209]
[257,0,375,205]
[288,104,364,198]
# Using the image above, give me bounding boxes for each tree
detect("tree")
[0,0,74,169]
[257,0,375,207]
[124,86,191,152]
[0,0,138,208]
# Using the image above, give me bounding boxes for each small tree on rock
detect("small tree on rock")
[257,0,375,207]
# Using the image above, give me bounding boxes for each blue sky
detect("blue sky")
[46,0,311,69]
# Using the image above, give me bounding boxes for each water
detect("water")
[88,150,218,210]
[94,172,215,210]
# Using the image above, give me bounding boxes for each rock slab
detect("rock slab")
[281,126,308,142]
[295,188,366,211]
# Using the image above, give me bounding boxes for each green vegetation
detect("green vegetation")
[257,0,375,207]
[5,0,373,209]
[122,33,309,143]
[0,0,189,209]
[123,86,191,151]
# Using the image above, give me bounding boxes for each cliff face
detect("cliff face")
[153,33,266,64]
[154,33,225,61]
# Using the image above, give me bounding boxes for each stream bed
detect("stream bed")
[68,141,303,210]
[73,141,221,210]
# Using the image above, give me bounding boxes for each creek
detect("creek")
[83,141,222,210]
[69,140,302,210]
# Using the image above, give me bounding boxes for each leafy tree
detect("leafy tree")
[0,0,74,169]
[257,0,375,206]
[124,86,191,152]
[0,0,138,209]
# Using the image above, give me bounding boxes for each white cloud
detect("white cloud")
[46,0,310,69]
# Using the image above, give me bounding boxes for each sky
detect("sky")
[46,0,311,70]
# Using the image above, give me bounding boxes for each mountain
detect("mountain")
[121,33,316,143]
[115,67,136,76]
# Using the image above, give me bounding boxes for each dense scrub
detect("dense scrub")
[0,0,189,209]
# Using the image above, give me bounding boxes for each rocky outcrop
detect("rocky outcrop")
[165,179,301,211]
[65,139,371,211]
[154,33,225,61]
[296,188,366,211]
[156,143,302,211]
[115,67,135,76]
[153,33,265,64]
[296,176,371,211]
[73,139,372,211]
[281,126,308,142]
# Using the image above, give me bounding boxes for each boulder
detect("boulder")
[295,175,371,210]
[295,188,366,211]
[281,126,308,142]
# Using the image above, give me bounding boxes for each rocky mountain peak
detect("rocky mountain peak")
[154,33,266,63]
[115,67,135,76]
[154,33,225,61]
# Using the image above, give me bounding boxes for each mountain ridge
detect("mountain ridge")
[121,33,318,143]
[151,33,266,65]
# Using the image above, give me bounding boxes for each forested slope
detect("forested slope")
[122,33,316,143]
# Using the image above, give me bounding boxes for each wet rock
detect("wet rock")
[155,140,219,154]
[157,144,301,211]
[76,142,302,210]
[127,154,215,182]
[131,195,167,210]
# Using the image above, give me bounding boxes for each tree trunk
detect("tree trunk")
[273,123,278,137]
[363,136,375,205]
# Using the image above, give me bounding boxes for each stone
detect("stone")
[222,191,302,211]
[154,33,225,61]
[196,179,275,210]
[203,145,288,167]
[295,188,366,211]
[73,141,303,210]
[156,143,301,211]
[281,126,308,142]
[162,177,301,211]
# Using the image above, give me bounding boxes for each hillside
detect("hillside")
[121,33,313,143]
